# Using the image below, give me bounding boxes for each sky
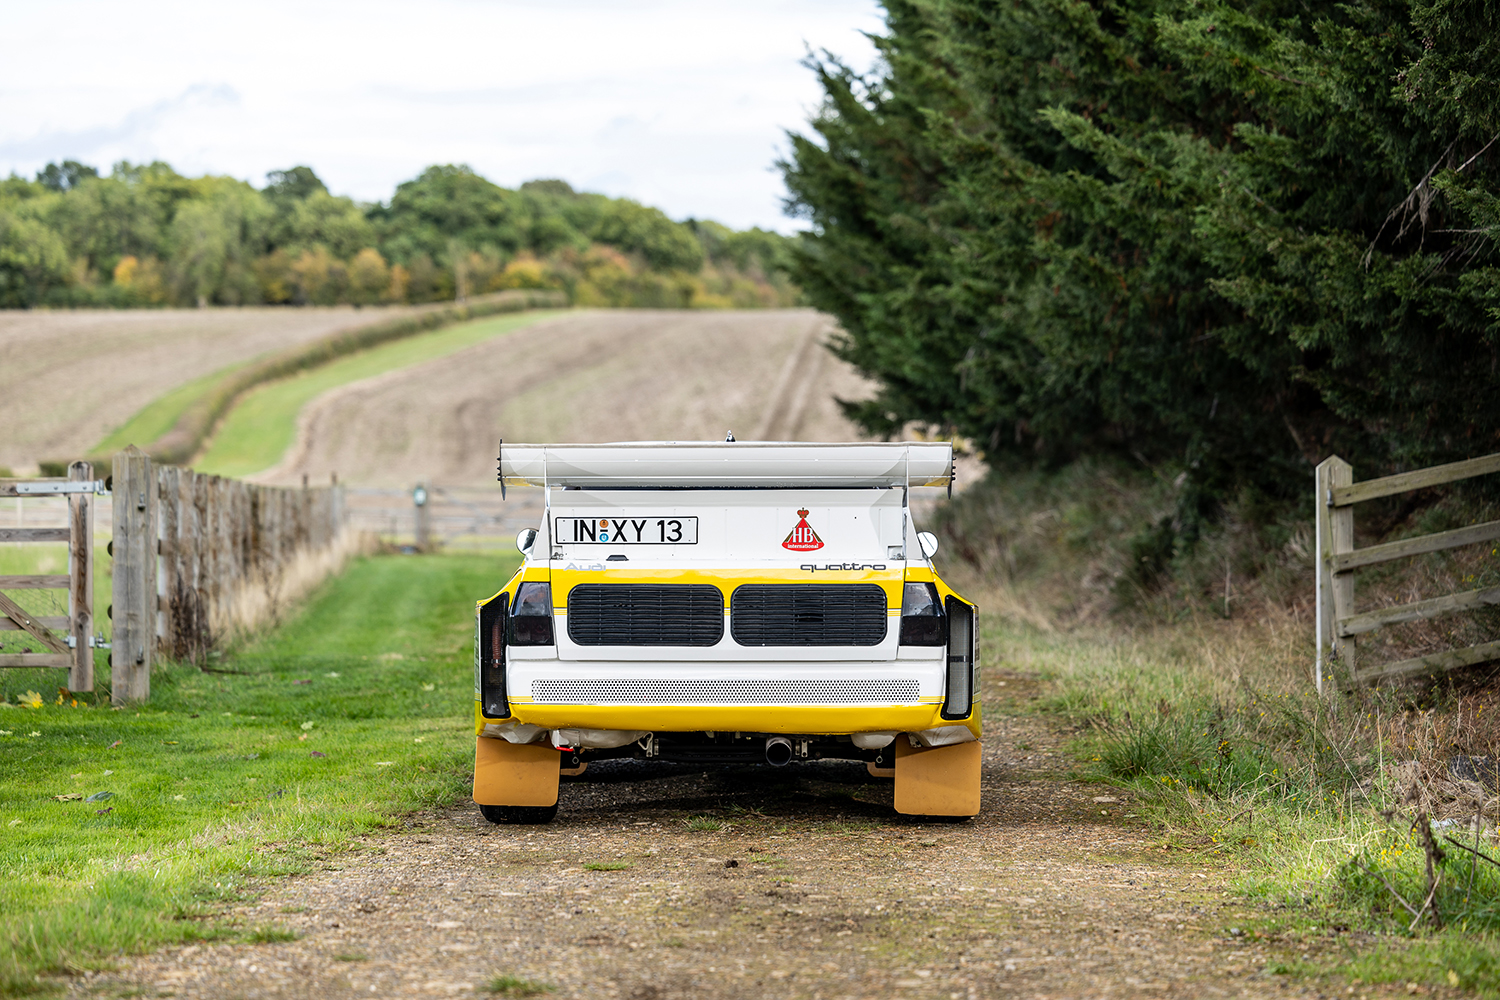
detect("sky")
[0,0,885,233]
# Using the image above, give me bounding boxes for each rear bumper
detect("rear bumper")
[475,700,980,739]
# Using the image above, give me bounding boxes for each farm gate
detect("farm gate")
[1315,452,1500,692]
[0,461,102,692]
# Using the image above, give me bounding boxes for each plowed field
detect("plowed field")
[0,305,428,472]
[256,309,873,487]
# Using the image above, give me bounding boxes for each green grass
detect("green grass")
[193,311,562,478]
[0,550,519,994]
[93,367,236,457]
[581,861,631,872]
[486,973,554,996]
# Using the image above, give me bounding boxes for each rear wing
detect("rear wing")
[497,441,953,490]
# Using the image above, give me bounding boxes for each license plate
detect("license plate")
[555,516,698,545]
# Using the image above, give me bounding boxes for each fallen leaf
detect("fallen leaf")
[173,795,186,801]
[375,762,394,767]
[84,791,114,802]
[413,737,425,743]
[28,732,40,738]
[325,672,340,678]
[52,793,83,801]
[1092,796,1120,804]
[109,740,121,748]
[95,807,112,815]
[300,722,315,731]
[421,683,435,692]
[0,731,11,736]
[102,770,113,776]
[6,819,19,826]
[310,751,327,758]
[162,740,178,745]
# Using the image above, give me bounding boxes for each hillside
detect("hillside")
[255,308,872,487]
[0,305,429,473]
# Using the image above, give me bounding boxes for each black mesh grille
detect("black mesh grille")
[731,584,888,646]
[566,584,723,646]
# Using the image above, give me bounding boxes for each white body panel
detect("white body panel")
[502,444,953,710]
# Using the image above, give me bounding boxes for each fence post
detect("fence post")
[414,483,431,551]
[67,461,93,693]
[1315,456,1355,694]
[111,447,156,704]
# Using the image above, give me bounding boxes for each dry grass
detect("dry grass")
[216,528,380,642]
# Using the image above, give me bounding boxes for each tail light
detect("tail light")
[942,596,976,719]
[509,582,555,645]
[899,582,946,646]
[476,593,509,718]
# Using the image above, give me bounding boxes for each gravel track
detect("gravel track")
[73,676,1428,1000]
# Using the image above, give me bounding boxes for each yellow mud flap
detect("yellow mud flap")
[473,737,559,807]
[893,739,981,816]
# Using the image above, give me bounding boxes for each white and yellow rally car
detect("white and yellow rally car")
[473,441,980,823]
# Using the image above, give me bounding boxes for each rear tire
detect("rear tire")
[478,803,559,825]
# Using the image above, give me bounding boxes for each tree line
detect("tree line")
[0,163,798,310]
[783,0,1499,531]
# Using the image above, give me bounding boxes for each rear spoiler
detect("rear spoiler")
[495,441,953,489]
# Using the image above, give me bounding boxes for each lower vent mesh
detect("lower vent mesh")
[532,678,921,704]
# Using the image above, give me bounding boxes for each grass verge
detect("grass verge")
[964,575,1500,996]
[0,550,518,994]
[92,368,234,459]
[192,308,565,478]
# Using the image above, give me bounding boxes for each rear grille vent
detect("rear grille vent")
[730,584,888,646]
[566,584,723,646]
[533,678,920,704]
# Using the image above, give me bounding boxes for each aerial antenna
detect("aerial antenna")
[496,438,505,500]
[725,430,736,442]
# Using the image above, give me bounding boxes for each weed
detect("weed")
[486,973,554,996]
[334,952,368,962]
[582,861,631,872]
[245,926,300,944]
[686,817,723,832]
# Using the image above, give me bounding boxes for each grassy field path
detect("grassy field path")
[0,551,518,994]
[70,665,1409,999]
[255,308,873,488]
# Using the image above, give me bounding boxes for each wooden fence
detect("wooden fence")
[1315,452,1500,692]
[0,462,100,691]
[111,446,350,702]
[345,484,540,551]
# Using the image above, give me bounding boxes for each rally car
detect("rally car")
[473,441,980,823]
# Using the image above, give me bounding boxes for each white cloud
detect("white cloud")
[0,0,884,231]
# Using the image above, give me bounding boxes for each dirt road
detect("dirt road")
[0,306,430,472]
[76,675,1414,1000]
[259,309,873,488]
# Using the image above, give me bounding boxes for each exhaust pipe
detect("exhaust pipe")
[764,736,793,767]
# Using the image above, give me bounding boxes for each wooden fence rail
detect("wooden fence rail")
[111,445,349,703]
[1316,452,1500,692]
